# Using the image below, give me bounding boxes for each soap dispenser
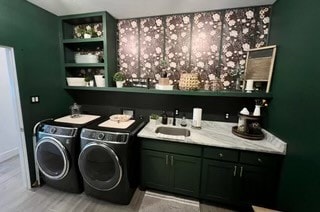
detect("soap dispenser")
[180,113,187,127]
[161,111,168,125]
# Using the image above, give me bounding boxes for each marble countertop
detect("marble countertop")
[137,119,287,155]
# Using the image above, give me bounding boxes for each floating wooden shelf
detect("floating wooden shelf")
[64,86,272,98]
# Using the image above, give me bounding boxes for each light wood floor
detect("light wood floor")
[0,156,236,212]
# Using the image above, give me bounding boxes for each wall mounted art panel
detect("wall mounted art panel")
[139,17,164,80]
[255,6,272,48]
[117,19,139,78]
[165,14,192,84]
[191,11,223,82]
[220,6,271,89]
[117,6,271,90]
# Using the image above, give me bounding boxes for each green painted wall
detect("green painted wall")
[267,1,320,211]
[0,0,73,183]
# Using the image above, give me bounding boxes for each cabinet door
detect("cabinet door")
[201,159,238,202]
[170,154,201,197]
[141,150,170,191]
[239,165,278,207]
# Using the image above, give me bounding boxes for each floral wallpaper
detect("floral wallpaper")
[220,6,271,89]
[164,15,192,85]
[117,19,139,78]
[117,6,272,90]
[139,17,164,81]
[191,11,223,82]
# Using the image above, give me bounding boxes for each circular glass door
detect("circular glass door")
[35,137,69,180]
[78,143,122,191]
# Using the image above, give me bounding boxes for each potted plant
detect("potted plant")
[149,113,160,125]
[84,70,94,87]
[113,72,125,88]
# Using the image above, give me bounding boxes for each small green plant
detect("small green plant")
[150,114,159,120]
[113,72,125,82]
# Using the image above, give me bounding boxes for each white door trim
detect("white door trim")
[1,45,31,189]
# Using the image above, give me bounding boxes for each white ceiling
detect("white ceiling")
[27,0,276,19]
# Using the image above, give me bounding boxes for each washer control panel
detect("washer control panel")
[81,129,129,143]
[39,124,76,137]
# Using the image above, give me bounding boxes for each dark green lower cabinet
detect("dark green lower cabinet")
[239,165,278,207]
[201,159,237,202]
[141,150,170,191]
[171,154,201,197]
[141,139,282,209]
[201,159,279,208]
[141,149,201,197]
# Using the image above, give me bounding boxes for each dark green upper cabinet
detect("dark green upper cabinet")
[59,12,117,88]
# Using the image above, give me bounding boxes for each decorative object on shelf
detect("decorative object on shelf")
[66,77,86,86]
[243,45,277,93]
[84,69,94,87]
[156,68,173,90]
[179,72,200,91]
[70,103,82,118]
[94,74,105,87]
[245,79,254,93]
[75,52,99,63]
[211,78,223,91]
[149,114,160,125]
[73,23,103,39]
[113,72,125,88]
[204,81,210,90]
[233,107,264,140]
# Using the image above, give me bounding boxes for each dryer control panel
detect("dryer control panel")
[81,129,129,143]
[38,124,77,137]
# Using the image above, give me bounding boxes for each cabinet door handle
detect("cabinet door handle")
[219,153,223,158]
[233,166,237,176]
[171,156,174,166]
[240,166,243,177]
[165,155,168,165]
[258,158,262,163]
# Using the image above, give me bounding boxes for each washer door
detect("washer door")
[35,137,70,180]
[78,143,122,191]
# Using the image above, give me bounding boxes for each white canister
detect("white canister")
[253,105,261,116]
[192,108,202,128]
[94,75,105,87]
[245,80,254,92]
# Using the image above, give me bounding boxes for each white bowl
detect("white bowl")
[75,54,99,63]
[66,77,86,86]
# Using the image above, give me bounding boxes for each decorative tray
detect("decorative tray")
[232,126,265,140]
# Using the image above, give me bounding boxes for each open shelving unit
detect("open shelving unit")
[59,12,117,87]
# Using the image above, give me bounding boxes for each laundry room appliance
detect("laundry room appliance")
[34,114,100,193]
[78,117,144,204]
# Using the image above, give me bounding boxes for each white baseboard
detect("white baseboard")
[0,148,19,162]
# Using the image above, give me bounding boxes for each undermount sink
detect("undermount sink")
[155,126,191,137]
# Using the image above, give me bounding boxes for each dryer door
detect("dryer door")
[35,137,70,180]
[78,143,122,191]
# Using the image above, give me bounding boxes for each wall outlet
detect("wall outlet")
[225,113,229,120]
[31,96,40,104]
